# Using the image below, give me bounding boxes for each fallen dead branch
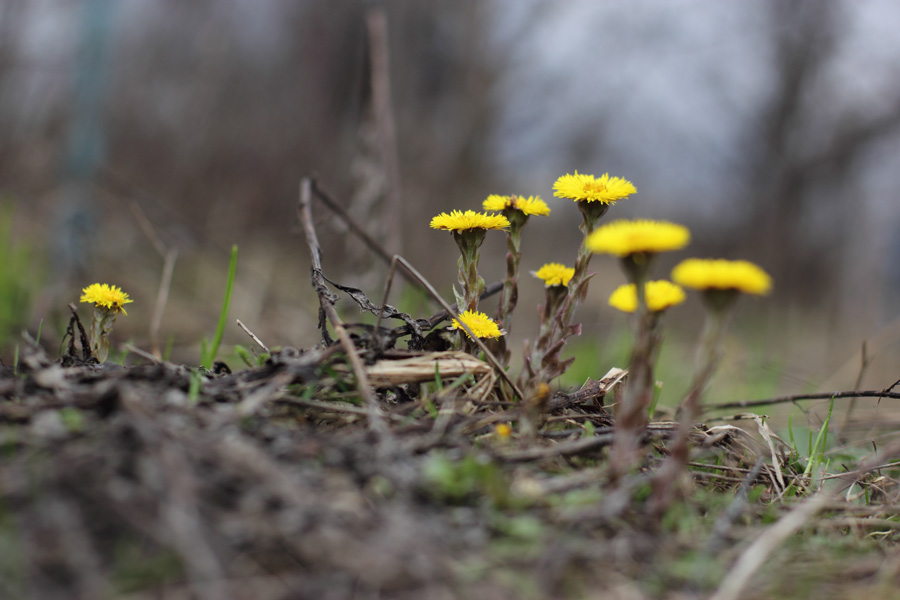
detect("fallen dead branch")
[712,389,900,411]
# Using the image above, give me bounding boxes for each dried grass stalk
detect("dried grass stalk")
[365,351,491,386]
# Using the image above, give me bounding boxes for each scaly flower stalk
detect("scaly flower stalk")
[80,283,133,363]
[610,256,655,477]
[454,229,486,314]
[651,258,771,513]
[525,265,574,384]
[431,210,509,350]
[524,172,636,387]
[586,219,691,478]
[483,194,550,366]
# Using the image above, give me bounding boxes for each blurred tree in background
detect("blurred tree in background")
[1,0,899,381]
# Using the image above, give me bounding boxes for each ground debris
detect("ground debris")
[1,345,898,599]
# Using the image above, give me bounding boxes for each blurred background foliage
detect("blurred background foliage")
[2,0,899,398]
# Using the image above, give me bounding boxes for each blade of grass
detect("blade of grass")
[202,245,238,369]
[803,397,834,484]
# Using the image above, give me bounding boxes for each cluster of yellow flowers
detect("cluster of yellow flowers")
[430,169,772,373]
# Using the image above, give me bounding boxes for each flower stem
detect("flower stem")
[610,255,656,479]
[525,204,608,386]
[494,222,524,367]
[650,293,737,514]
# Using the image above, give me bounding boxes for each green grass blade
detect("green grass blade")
[202,245,238,369]
[803,397,835,482]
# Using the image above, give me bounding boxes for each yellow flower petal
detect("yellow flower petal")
[671,259,772,295]
[482,194,550,216]
[533,263,575,288]
[80,283,133,315]
[608,280,686,313]
[450,310,505,339]
[586,219,690,257]
[430,210,510,232]
[553,171,636,204]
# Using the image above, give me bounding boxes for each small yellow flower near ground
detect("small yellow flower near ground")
[482,194,551,216]
[533,263,575,288]
[586,219,690,257]
[494,423,512,439]
[672,258,772,295]
[80,283,133,315]
[608,280,686,313]
[430,210,510,232]
[451,310,505,339]
[553,171,636,204]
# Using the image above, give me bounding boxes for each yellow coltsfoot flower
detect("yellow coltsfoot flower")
[608,280,686,313]
[533,263,575,288]
[672,258,772,295]
[80,283,133,315]
[586,219,691,258]
[432,210,509,315]
[80,282,132,363]
[451,310,505,340]
[482,194,551,217]
[429,210,510,232]
[553,172,636,204]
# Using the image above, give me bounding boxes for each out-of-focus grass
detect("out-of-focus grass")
[0,202,42,351]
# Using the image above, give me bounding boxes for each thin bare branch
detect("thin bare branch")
[365,5,402,256]
[236,319,270,353]
[710,492,831,600]
[298,178,391,440]
[712,390,900,411]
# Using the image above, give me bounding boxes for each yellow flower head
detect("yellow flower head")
[482,194,551,217]
[586,219,690,257]
[494,423,512,439]
[672,259,772,295]
[608,280,686,313]
[451,310,505,339]
[553,171,636,204]
[533,263,575,288]
[80,283,133,315]
[430,210,510,232]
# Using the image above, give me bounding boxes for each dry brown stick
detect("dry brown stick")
[236,318,269,353]
[129,200,178,358]
[395,280,504,334]
[150,249,177,357]
[122,343,160,364]
[298,178,391,440]
[497,433,616,462]
[311,180,417,286]
[278,394,404,420]
[814,518,900,530]
[837,341,870,442]
[710,492,831,600]
[129,199,168,258]
[712,390,900,411]
[365,5,402,257]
